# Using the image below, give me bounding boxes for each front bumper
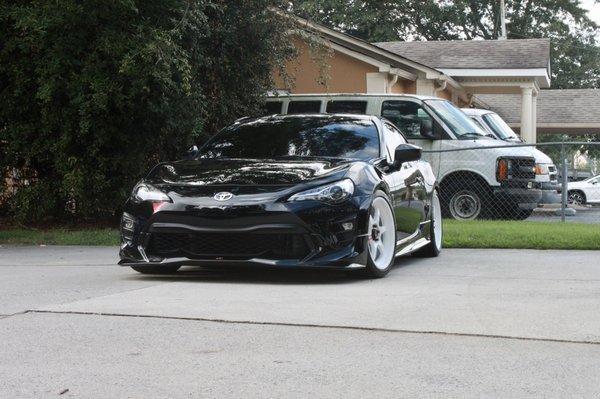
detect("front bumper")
[492,186,543,210]
[119,195,371,270]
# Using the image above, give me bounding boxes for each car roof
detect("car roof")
[266,93,441,101]
[234,113,379,125]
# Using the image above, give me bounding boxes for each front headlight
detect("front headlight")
[288,179,354,204]
[535,164,550,175]
[132,183,171,203]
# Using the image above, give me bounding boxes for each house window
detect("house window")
[262,101,283,115]
[287,101,321,114]
[326,101,367,114]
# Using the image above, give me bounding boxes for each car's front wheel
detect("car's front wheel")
[130,265,181,274]
[363,191,397,278]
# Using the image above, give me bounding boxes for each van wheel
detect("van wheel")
[442,182,488,220]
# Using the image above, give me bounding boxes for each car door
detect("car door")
[587,176,600,202]
[382,121,427,243]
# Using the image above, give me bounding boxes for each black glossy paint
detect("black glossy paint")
[119,114,438,269]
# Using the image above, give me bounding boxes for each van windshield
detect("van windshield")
[424,100,488,139]
[482,113,520,141]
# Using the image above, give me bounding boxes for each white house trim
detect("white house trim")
[438,68,551,88]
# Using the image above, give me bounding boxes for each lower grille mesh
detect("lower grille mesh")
[148,232,310,259]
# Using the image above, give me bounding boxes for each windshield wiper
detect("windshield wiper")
[459,132,486,139]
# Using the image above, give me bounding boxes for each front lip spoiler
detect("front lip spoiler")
[118,257,366,270]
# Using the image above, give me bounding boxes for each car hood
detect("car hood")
[145,158,353,195]
[446,138,550,161]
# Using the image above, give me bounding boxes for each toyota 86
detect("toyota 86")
[119,114,442,278]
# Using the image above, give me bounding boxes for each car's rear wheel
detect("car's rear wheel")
[568,190,586,206]
[362,191,397,278]
[130,265,181,274]
[415,189,442,257]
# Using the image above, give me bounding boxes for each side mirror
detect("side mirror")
[394,143,422,167]
[420,119,437,139]
[186,145,199,160]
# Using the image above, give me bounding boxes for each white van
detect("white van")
[264,93,542,220]
[462,108,560,204]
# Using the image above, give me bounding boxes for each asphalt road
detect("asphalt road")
[1,246,600,398]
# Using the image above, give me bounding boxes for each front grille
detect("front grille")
[510,158,536,180]
[147,232,311,259]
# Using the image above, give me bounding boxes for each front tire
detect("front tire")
[415,189,442,257]
[442,182,489,220]
[362,191,397,278]
[130,265,181,274]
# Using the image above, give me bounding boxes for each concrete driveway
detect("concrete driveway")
[1,246,600,398]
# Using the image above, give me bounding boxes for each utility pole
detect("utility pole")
[499,0,507,40]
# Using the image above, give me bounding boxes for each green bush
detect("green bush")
[0,0,293,223]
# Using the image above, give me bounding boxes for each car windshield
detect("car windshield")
[482,113,520,140]
[424,100,488,139]
[198,115,380,160]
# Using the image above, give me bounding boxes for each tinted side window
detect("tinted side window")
[381,100,433,138]
[326,101,367,114]
[262,101,283,115]
[287,101,321,114]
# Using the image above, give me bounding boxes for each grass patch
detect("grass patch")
[443,220,600,250]
[0,228,119,246]
[1,220,598,250]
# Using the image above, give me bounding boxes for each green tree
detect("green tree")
[0,0,293,222]
[291,0,600,89]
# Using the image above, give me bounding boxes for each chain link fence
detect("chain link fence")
[422,142,600,223]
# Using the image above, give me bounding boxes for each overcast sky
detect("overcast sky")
[581,0,600,24]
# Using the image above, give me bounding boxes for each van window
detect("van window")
[326,101,367,114]
[287,101,321,114]
[381,101,433,138]
[262,101,283,115]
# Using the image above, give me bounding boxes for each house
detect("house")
[273,14,551,143]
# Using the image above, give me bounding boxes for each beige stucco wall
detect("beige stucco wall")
[274,38,378,93]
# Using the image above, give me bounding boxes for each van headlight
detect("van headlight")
[288,179,354,204]
[535,164,550,175]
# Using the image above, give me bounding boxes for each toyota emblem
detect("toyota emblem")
[214,192,234,201]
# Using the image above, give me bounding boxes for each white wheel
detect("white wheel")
[415,189,442,257]
[432,190,443,252]
[367,196,396,272]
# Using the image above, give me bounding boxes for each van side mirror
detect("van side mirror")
[186,145,199,160]
[394,143,422,167]
[420,119,437,139]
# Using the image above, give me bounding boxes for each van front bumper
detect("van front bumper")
[493,187,543,210]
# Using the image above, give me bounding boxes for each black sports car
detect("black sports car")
[119,114,442,278]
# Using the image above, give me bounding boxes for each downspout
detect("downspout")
[434,79,447,96]
[387,74,399,93]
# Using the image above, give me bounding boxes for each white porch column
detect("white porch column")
[531,91,538,143]
[366,72,388,93]
[520,87,533,143]
[416,78,436,96]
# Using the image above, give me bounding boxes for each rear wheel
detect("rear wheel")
[130,265,181,274]
[415,190,442,257]
[362,191,397,278]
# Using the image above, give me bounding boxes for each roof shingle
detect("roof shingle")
[476,89,600,125]
[374,39,550,70]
